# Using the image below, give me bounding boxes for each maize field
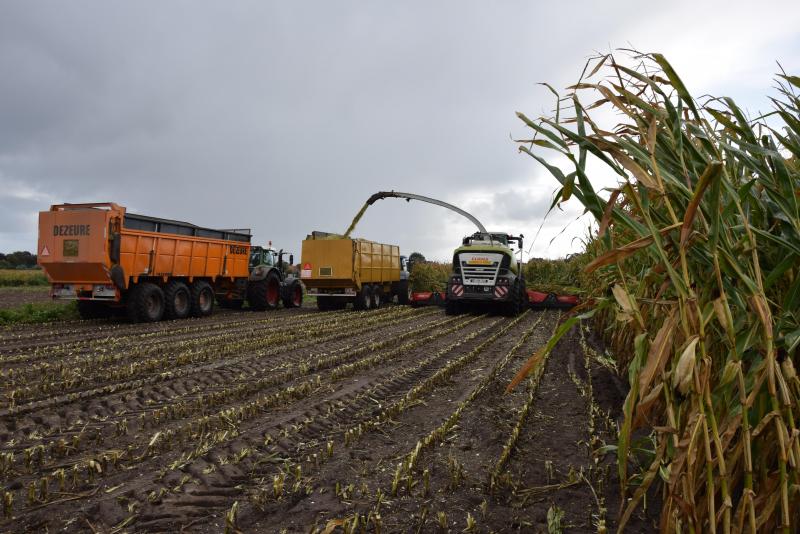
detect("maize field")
[0,304,639,532]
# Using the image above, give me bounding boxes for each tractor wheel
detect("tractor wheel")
[445,297,462,316]
[282,279,303,308]
[396,280,411,305]
[371,285,383,309]
[247,271,281,311]
[164,281,191,320]
[77,300,112,320]
[190,281,215,317]
[353,285,372,311]
[126,283,165,323]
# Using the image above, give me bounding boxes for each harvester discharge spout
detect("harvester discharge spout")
[343,190,487,237]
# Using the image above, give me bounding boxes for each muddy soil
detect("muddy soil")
[0,305,656,533]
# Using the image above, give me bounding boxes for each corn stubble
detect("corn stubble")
[516,52,800,532]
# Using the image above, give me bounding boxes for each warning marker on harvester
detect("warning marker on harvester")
[41,245,50,257]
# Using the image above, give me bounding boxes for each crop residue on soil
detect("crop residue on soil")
[0,304,653,532]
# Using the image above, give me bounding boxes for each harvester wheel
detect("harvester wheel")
[504,279,526,316]
[371,285,382,309]
[127,282,165,322]
[353,285,372,311]
[190,281,215,317]
[282,279,303,308]
[247,271,281,311]
[396,280,411,305]
[445,297,462,316]
[164,281,191,320]
[77,300,112,320]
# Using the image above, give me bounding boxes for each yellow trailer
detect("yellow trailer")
[300,231,410,310]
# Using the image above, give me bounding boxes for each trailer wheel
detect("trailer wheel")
[353,285,372,311]
[282,279,303,308]
[190,281,215,317]
[127,283,166,322]
[371,285,382,309]
[164,281,191,320]
[397,280,411,305]
[77,301,112,320]
[248,271,281,311]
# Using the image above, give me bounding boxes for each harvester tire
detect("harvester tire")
[353,285,372,311]
[282,279,303,308]
[77,300,112,320]
[396,280,411,305]
[164,281,191,320]
[504,279,527,316]
[127,283,165,323]
[247,271,281,311]
[190,281,215,317]
[445,297,462,316]
[371,285,382,309]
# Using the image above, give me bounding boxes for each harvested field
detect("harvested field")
[0,305,651,533]
[0,287,51,310]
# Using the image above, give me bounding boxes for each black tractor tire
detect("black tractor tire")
[353,285,372,311]
[281,279,303,309]
[77,300,112,320]
[445,297,462,316]
[164,281,191,320]
[371,285,383,309]
[126,283,166,323]
[190,281,215,317]
[247,271,281,311]
[396,279,411,305]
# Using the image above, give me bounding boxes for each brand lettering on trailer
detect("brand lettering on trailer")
[53,225,90,237]
[228,245,248,255]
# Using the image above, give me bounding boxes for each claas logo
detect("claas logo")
[466,257,491,265]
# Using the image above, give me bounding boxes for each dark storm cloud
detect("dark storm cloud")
[4,1,795,258]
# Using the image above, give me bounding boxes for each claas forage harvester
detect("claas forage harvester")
[37,202,302,321]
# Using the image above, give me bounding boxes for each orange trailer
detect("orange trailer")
[38,203,253,321]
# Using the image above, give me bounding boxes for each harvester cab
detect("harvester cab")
[243,244,303,310]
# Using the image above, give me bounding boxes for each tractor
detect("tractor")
[218,245,303,310]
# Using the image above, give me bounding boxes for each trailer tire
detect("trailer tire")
[396,280,411,305]
[282,279,303,308]
[371,285,383,309]
[353,285,372,311]
[218,298,244,310]
[127,283,166,322]
[77,301,112,320]
[164,281,191,320]
[247,271,281,311]
[190,281,215,317]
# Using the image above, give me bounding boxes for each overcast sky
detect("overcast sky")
[2,1,799,261]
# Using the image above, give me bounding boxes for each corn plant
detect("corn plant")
[516,51,800,532]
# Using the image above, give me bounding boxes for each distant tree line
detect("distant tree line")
[0,251,38,270]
